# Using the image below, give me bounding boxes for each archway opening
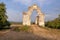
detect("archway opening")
[31,10,38,24]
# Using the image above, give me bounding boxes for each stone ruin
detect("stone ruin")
[23,4,45,27]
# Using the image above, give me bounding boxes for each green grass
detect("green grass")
[13,25,30,32]
[21,25,29,32]
[13,27,20,32]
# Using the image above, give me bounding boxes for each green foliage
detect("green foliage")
[13,27,20,32]
[13,25,29,32]
[0,21,11,29]
[21,25,29,31]
[45,14,60,29]
[0,3,10,29]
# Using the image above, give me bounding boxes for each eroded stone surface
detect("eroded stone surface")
[23,4,45,27]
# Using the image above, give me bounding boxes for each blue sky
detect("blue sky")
[0,0,60,22]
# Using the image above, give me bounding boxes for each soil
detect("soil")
[0,24,60,40]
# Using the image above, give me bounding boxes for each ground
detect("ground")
[0,24,60,40]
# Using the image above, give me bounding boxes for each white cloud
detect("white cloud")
[37,0,53,6]
[12,0,45,6]
[37,0,46,3]
[45,13,58,21]
[6,0,55,22]
[13,0,33,6]
[12,0,53,7]
[6,9,22,22]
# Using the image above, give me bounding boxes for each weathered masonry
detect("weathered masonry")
[23,4,45,27]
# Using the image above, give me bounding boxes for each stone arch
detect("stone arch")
[27,4,42,16]
[23,4,45,27]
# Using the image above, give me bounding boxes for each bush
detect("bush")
[45,14,60,29]
[13,27,20,32]
[45,20,60,29]
[21,25,29,32]
[0,21,11,29]
[13,25,29,32]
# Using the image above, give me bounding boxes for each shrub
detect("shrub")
[13,27,20,32]
[45,20,60,29]
[13,25,29,32]
[0,21,11,29]
[21,25,29,32]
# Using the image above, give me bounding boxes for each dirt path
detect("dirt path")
[0,24,60,40]
[0,31,52,40]
[30,25,60,40]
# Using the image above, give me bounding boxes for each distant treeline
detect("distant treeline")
[45,15,60,29]
[10,22,22,24]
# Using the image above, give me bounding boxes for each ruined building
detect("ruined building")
[23,4,45,27]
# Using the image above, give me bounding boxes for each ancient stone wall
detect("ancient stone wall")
[23,4,45,27]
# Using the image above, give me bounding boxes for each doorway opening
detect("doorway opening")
[31,10,38,24]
